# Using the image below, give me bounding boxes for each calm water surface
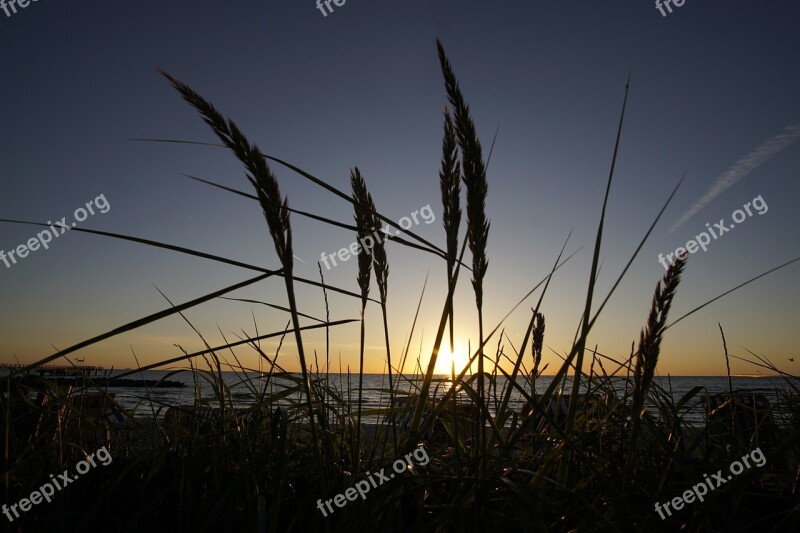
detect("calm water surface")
[37,370,791,427]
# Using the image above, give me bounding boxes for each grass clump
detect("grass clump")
[1,41,799,533]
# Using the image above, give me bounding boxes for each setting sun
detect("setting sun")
[434,343,473,376]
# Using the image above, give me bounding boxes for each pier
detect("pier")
[1,364,184,388]
[0,363,106,377]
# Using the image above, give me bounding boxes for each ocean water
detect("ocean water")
[26,370,791,427]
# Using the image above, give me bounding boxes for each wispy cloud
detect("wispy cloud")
[669,123,800,233]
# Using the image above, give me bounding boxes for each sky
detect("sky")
[1,1,798,377]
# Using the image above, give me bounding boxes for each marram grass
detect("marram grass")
[1,42,798,533]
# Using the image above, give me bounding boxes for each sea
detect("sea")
[12,370,791,427]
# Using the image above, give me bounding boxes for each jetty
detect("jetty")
[1,364,184,388]
[0,363,105,377]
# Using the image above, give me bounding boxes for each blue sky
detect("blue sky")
[1,0,798,376]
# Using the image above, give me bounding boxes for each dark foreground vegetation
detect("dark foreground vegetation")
[2,41,799,532]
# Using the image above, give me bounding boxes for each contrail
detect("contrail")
[669,123,800,233]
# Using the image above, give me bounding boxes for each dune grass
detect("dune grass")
[2,41,800,532]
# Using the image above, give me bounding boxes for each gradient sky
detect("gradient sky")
[1,1,798,377]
